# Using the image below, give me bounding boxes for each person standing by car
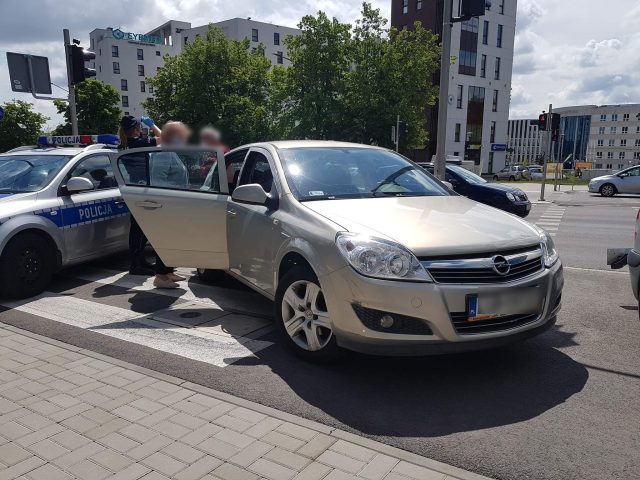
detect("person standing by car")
[198,126,230,178]
[118,115,162,275]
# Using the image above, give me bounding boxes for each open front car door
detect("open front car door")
[110,146,230,269]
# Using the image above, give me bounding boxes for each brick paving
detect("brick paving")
[0,324,490,480]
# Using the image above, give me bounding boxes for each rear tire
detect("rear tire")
[600,183,616,197]
[275,266,344,363]
[509,175,516,181]
[493,175,499,181]
[0,233,55,299]
[196,268,225,284]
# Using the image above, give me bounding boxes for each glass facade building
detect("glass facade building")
[558,115,591,163]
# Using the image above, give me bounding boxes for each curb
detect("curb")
[0,321,494,480]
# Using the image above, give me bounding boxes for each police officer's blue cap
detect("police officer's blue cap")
[120,115,140,131]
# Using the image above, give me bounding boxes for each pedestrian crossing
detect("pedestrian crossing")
[0,266,275,368]
[534,205,567,237]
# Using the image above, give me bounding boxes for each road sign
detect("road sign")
[6,52,52,95]
[491,144,507,152]
[0,106,4,123]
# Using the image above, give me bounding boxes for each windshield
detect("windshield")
[448,165,487,185]
[278,147,450,201]
[0,155,71,193]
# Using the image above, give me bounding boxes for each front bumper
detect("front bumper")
[320,261,564,356]
[505,201,532,217]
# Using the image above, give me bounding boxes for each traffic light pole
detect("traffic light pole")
[63,29,78,136]
[540,104,552,202]
[396,115,400,152]
[434,0,453,180]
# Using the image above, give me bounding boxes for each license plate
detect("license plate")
[526,204,531,211]
[467,288,543,322]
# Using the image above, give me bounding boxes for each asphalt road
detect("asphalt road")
[1,190,639,480]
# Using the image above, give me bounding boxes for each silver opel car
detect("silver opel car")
[111,141,563,361]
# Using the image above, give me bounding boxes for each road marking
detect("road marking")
[535,205,567,236]
[563,266,628,274]
[0,291,274,368]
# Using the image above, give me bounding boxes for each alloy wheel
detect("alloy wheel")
[601,184,615,197]
[18,248,41,285]
[281,280,333,351]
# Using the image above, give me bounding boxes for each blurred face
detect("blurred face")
[200,130,221,146]
[163,123,190,146]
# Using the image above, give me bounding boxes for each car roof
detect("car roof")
[1,146,112,157]
[244,140,389,150]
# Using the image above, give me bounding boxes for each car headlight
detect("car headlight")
[335,233,432,282]
[539,229,559,267]
[506,192,517,202]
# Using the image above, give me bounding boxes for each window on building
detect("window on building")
[455,123,461,142]
[637,126,640,134]
[252,28,259,42]
[140,81,146,93]
[276,51,284,64]
[492,90,499,112]
[156,50,161,56]
[609,139,615,147]
[458,18,479,76]
[124,112,129,116]
[148,85,154,94]
[612,113,618,121]
[610,126,617,134]
[122,96,129,107]
[480,54,487,78]
[607,152,614,159]
[99,48,102,56]
[494,57,501,80]
[600,114,607,121]
[623,113,630,121]
[597,139,604,147]
[184,37,188,44]
[596,152,603,159]
[622,126,628,134]
[111,45,119,57]
[499,0,505,14]
[402,0,408,14]
[137,49,144,61]
[120,79,128,91]
[138,65,145,76]
[606,163,613,168]
[599,126,606,135]
[497,24,503,48]
[416,0,423,9]
[636,139,640,147]
[621,139,627,147]
[619,151,626,159]
[274,32,280,45]
[112,62,120,74]
[482,21,489,45]
[99,65,101,72]
[635,152,640,160]
[490,121,496,143]
[456,85,463,108]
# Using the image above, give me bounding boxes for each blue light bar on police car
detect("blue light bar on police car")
[38,134,119,146]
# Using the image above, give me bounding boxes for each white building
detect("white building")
[391,0,517,174]
[89,19,300,117]
[507,118,544,165]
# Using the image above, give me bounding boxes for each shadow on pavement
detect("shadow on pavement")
[236,327,588,438]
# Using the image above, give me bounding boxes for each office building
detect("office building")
[391,0,516,173]
[89,19,300,117]
[507,118,544,165]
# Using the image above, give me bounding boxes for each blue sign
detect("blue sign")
[0,106,4,123]
[491,144,507,152]
[112,28,162,45]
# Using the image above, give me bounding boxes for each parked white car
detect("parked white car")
[110,141,563,362]
[589,166,640,197]
[493,165,530,181]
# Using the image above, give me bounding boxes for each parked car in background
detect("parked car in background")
[528,166,544,179]
[419,163,531,217]
[111,142,561,362]
[589,165,640,197]
[493,165,529,181]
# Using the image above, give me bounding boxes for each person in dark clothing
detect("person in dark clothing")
[118,115,162,276]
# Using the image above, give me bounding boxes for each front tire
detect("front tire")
[275,266,344,362]
[196,268,225,284]
[493,175,499,181]
[600,184,616,197]
[0,233,55,299]
[509,175,516,181]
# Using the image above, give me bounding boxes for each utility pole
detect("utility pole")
[63,29,78,136]
[540,104,552,202]
[396,115,400,152]
[434,0,454,180]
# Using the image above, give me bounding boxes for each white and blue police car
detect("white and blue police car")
[0,135,130,298]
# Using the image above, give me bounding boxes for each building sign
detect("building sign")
[112,28,162,45]
[491,144,507,152]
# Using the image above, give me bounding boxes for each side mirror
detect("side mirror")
[619,173,629,178]
[232,183,269,205]
[442,181,454,190]
[66,177,95,194]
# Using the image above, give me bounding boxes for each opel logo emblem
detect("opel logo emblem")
[492,255,511,275]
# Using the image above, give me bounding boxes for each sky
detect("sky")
[1,0,639,129]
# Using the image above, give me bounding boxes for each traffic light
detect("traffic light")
[69,45,96,85]
[459,0,491,21]
[551,113,561,132]
[537,113,548,131]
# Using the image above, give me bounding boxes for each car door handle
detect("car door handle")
[227,209,237,218]
[136,200,162,210]
[115,199,126,207]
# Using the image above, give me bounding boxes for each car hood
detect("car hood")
[590,174,616,183]
[0,192,39,219]
[470,182,524,195]
[303,196,541,257]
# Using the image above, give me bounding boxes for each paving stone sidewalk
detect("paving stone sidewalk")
[0,323,491,480]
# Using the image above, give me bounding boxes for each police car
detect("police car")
[0,135,130,298]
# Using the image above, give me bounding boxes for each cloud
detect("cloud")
[578,38,623,68]
[511,84,532,106]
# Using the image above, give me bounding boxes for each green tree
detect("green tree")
[53,79,121,135]
[0,100,48,152]
[144,27,272,147]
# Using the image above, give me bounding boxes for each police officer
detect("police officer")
[119,115,162,275]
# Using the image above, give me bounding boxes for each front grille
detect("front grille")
[450,312,539,335]
[352,304,433,335]
[421,247,544,284]
[516,193,528,202]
